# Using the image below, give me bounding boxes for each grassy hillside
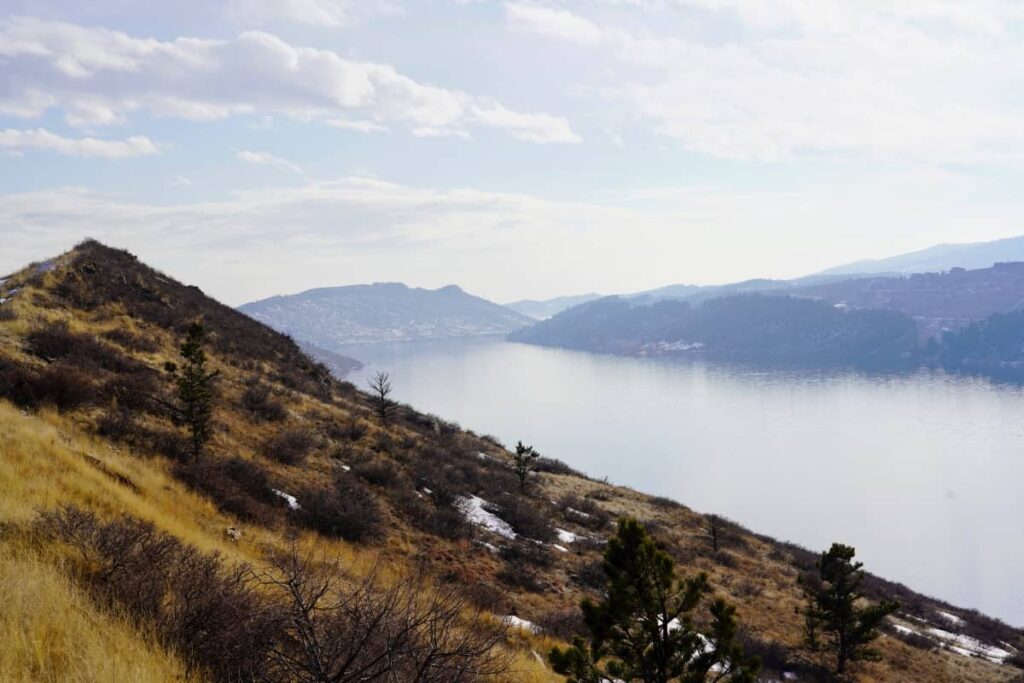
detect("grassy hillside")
[0,241,1021,682]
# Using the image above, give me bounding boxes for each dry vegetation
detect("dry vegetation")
[0,240,1021,683]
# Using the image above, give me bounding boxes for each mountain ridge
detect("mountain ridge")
[240,281,533,349]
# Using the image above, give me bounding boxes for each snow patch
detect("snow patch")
[553,544,569,553]
[566,507,591,519]
[273,489,301,510]
[937,610,964,625]
[556,528,580,544]
[502,615,539,633]
[926,627,1013,664]
[457,495,515,539]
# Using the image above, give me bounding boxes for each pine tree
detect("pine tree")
[800,543,899,676]
[163,321,218,460]
[512,441,540,491]
[549,517,760,683]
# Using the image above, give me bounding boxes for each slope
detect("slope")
[0,240,1020,683]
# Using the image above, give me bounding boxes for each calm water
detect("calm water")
[338,336,1024,626]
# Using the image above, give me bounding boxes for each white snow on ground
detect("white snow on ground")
[457,495,516,539]
[893,624,915,635]
[273,489,301,510]
[937,610,964,625]
[926,627,1013,664]
[553,544,569,553]
[502,616,539,633]
[340,464,351,472]
[566,507,591,519]
[556,528,579,544]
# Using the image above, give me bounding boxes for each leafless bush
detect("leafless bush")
[242,381,287,422]
[352,456,405,489]
[296,477,383,543]
[500,540,553,569]
[100,368,159,412]
[0,358,98,411]
[257,550,512,683]
[649,495,685,509]
[0,306,15,322]
[535,608,585,642]
[559,494,611,532]
[35,506,278,680]
[102,326,160,353]
[27,321,137,373]
[492,495,555,543]
[174,456,279,523]
[262,427,318,465]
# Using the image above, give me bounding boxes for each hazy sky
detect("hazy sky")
[2,1,1024,304]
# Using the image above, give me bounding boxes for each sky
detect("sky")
[2,1,1024,305]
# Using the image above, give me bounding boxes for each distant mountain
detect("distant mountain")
[505,293,603,319]
[789,262,1024,337]
[239,282,533,349]
[820,234,1024,276]
[510,262,1024,378]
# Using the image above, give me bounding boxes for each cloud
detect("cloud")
[0,128,159,158]
[0,175,1016,305]
[236,150,303,174]
[0,17,579,144]
[470,101,582,144]
[504,1,1024,164]
[505,3,604,45]
[226,0,401,27]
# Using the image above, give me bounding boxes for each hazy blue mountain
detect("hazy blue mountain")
[240,283,533,349]
[505,293,603,319]
[510,262,1024,376]
[819,234,1024,275]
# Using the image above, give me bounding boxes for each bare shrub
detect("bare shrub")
[102,326,160,353]
[1,359,98,411]
[27,321,136,373]
[258,550,511,683]
[0,306,15,322]
[559,494,611,532]
[535,608,585,642]
[494,495,555,543]
[35,506,278,680]
[100,368,159,412]
[649,495,685,509]
[242,381,287,422]
[174,456,278,523]
[500,540,553,569]
[296,477,383,543]
[262,427,318,465]
[352,456,404,489]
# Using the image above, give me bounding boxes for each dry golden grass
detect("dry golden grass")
[1,243,1019,683]
[0,543,197,683]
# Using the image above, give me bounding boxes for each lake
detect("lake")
[337,336,1024,626]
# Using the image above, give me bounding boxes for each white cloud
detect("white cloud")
[0,175,1018,305]
[0,17,579,144]
[506,1,1024,164]
[505,3,604,45]
[470,101,582,144]
[0,128,158,158]
[226,0,402,27]
[237,150,304,174]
